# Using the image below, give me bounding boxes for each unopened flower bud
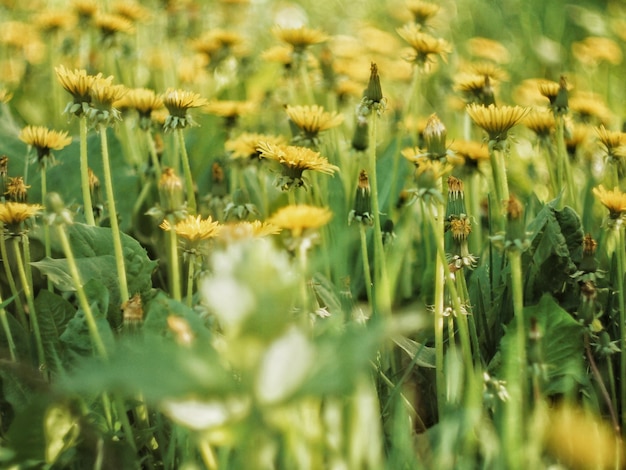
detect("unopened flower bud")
[159,167,184,212]
[351,117,369,152]
[363,62,383,104]
[424,113,447,159]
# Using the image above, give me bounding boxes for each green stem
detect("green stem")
[41,169,53,291]
[488,141,510,220]
[367,111,391,317]
[13,237,45,371]
[145,130,162,177]
[0,231,26,329]
[556,116,576,210]
[297,52,315,105]
[359,224,373,308]
[431,196,446,416]
[0,292,17,361]
[504,249,526,470]
[177,128,197,214]
[616,227,626,432]
[99,126,129,304]
[185,253,195,308]
[80,116,96,226]
[56,224,108,358]
[168,219,181,301]
[114,395,137,452]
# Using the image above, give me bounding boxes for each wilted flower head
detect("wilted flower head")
[397,24,451,69]
[161,88,208,131]
[268,204,333,238]
[5,177,30,203]
[466,103,529,143]
[19,125,72,168]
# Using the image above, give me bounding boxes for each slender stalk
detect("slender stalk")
[56,224,108,358]
[80,116,96,226]
[12,237,45,371]
[176,128,197,215]
[0,292,17,361]
[616,226,626,431]
[198,438,218,470]
[99,126,129,304]
[504,249,526,470]
[0,231,26,328]
[488,141,510,224]
[555,115,576,210]
[359,224,373,308]
[431,195,446,416]
[145,130,162,178]
[41,169,53,291]
[168,218,181,301]
[185,253,196,308]
[367,111,391,317]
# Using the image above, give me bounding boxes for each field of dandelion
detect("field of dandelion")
[0,0,626,468]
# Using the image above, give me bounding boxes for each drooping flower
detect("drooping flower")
[268,204,333,238]
[257,141,339,190]
[466,103,529,143]
[19,125,72,168]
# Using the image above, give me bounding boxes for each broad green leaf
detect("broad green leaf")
[34,290,75,372]
[59,279,114,361]
[58,335,236,402]
[524,200,583,303]
[499,294,586,396]
[143,291,211,343]
[32,223,157,324]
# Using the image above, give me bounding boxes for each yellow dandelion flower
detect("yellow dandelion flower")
[593,185,626,219]
[397,24,451,67]
[268,204,332,237]
[88,79,126,125]
[272,25,328,51]
[257,141,339,190]
[0,202,42,227]
[449,139,490,170]
[570,92,613,126]
[454,73,497,105]
[191,29,245,63]
[565,123,591,157]
[572,36,622,67]
[204,100,256,125]
[225,133,287,160]
[465,61,509,82]
[55,66,109,115]
[466,103,529,142]
[466,37,510,64]
[449,217,472,241]
[285,104,344,142]
[72,0,98,20]
[112,0,151,22]
[218,220,282,242]
[34,11,76,33]
[161,88,208,130]
[95,13,135,37]
[524,109,555,139]
[19,125,72,166]
[334,79,363,101]
[262,45,296,67]
[595,125,626,164]
[159,215,222,243]
[118,88,164,116]
[406,0,439,26]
